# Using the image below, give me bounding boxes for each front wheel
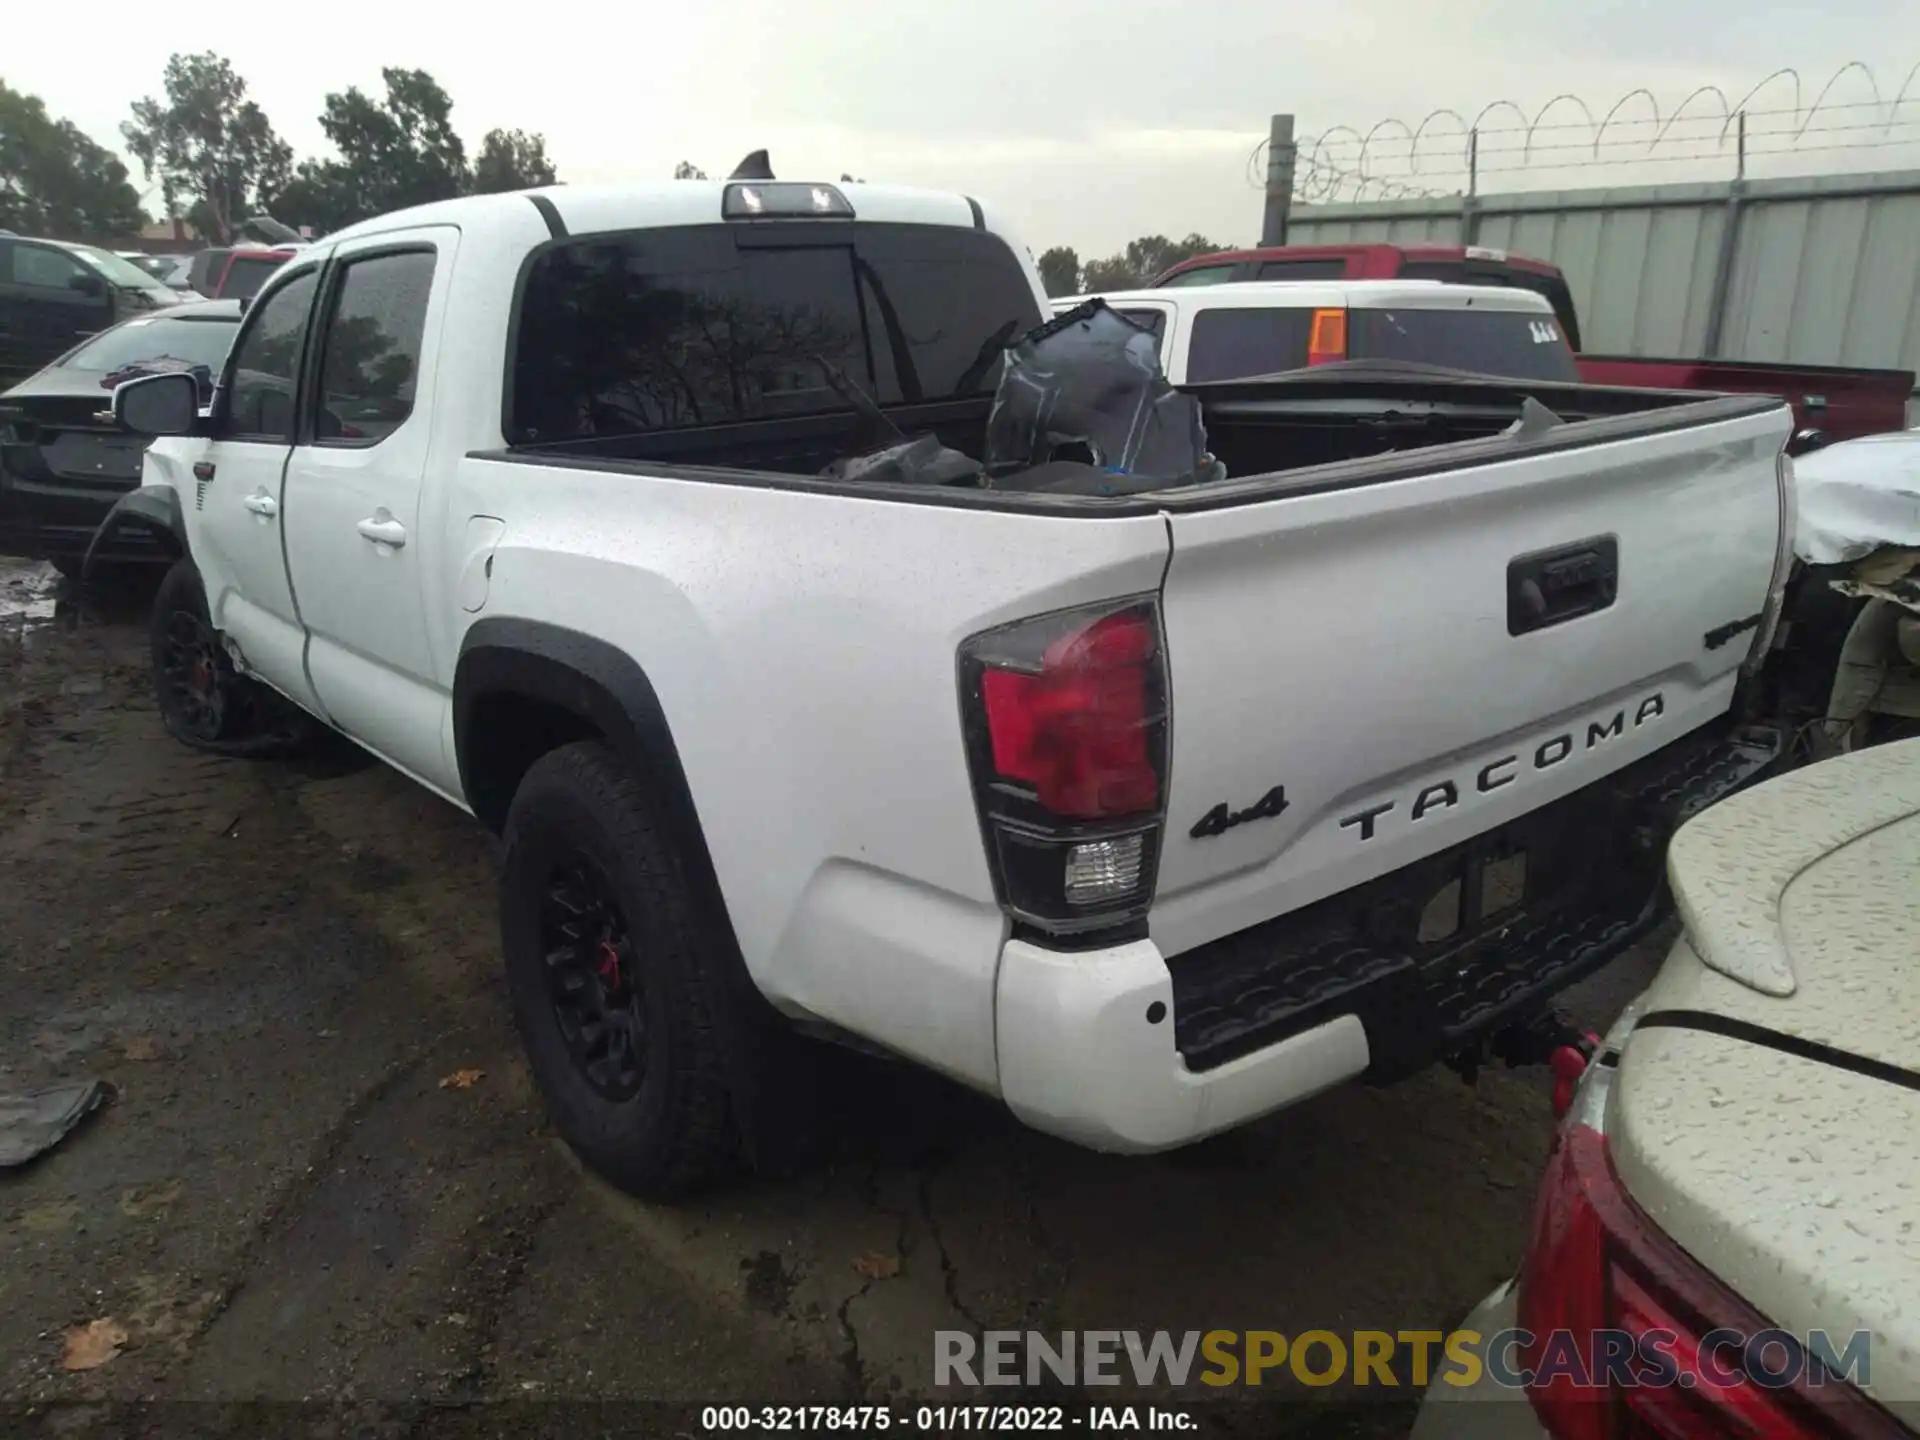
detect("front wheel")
[500,741,742,1198]
[147,558,314,756]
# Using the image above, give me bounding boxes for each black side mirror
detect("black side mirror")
[1789,428,1832,456]
[67,271,107,298]
[113,371,201,437]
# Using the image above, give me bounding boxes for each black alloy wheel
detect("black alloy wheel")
[540,860,649,1100]
[499,740,741,1197]
[156,604,231,742]
[148,558,314,757]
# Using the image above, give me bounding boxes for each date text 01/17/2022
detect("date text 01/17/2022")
[698,1405,1199,1431]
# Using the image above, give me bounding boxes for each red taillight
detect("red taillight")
[1518,1125,1908,1440]
[960,599,1168,937]
[978,610,1157,818]
[1307,307,1348,366]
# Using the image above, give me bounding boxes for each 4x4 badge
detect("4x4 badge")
[1190,784,1289,840]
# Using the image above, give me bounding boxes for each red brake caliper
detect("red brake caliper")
[595,940,622,995]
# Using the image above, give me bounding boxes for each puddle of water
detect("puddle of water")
[0,556,63,627]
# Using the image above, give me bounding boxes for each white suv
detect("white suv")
[1054,278,1578,386]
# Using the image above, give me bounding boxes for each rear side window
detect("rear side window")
[1397,260,1583,350]
[1115,308,1167,342]
[315,250,436,446]
[1349,308,1579,382]
[508,223,1043,444]
[1254,259,1348,282]
[1185,307,1313,382]
[1156,264,1238,288]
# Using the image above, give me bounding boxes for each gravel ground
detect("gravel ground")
[0,556,1661,1438]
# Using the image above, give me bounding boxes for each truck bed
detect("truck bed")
[494,370,1764,511]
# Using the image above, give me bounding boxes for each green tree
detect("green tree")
[0,80,146,238]
[122,53,291,243]
[1080,232,1222,292]
[270,68,468,233]
[472,128,556,193]
[1035,245,1081,298]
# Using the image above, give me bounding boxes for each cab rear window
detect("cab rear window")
[1350,308,1578,382]
[506,223,1043,445]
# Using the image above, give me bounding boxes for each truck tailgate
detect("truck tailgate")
[1150,402,1790,962]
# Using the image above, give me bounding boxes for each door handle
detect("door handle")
[356,514,407,549]
[243,490,278,517]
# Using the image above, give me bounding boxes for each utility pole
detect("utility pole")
[1703,110,1749,358]
[1461,128,1482,244]
[1260,114,1298,245]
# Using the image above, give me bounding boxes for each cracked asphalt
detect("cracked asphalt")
[0,557,1660,1437]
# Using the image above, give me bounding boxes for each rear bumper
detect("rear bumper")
[1165,720,1784,1081]
[0,466,162,563]
[994,721,1783,1152]
[996,935,1370,1151]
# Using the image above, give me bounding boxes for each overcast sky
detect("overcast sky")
[13,0,1920,255]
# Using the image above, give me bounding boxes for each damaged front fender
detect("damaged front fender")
[82,485,186,583]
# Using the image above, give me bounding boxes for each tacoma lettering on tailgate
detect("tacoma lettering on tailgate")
[1338,693,1666,843]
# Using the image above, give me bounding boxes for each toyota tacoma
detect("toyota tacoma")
[91,170,1793,1196]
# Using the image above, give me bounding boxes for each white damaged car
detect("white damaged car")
[1414,737,1920,1438]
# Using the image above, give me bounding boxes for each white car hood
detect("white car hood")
[1793,428,1920,566]
[1610,739,1920,1424]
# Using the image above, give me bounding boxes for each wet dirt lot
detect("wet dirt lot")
[0,555,1660,1437]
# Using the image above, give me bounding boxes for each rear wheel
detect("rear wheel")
[148,558,313,755]
[500,741,741,1198]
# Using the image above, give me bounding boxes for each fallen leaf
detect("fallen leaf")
[61,1318,128,1371]
[438,1069,484,1091]
[21,1201,80,1234]
[851,1251,900,1280]
[119,1180,183,1219]
[120,1037,158,1061]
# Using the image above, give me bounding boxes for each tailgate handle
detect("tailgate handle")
[1508,537,1618,636]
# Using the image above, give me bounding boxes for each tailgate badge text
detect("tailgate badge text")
[1190,784,1289,840]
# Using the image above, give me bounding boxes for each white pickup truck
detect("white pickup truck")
[92,175,1793,1197]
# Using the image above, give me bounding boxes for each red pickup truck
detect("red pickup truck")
[1152,243,1916,443]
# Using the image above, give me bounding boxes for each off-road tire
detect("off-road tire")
[148,558,315,757]
[500,741,740,1198]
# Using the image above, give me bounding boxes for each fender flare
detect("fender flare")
[453,618,782,1134]
[83,485,186,581]
[454,618,700,841]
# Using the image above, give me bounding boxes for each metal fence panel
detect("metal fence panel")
[1285,170,1920,373]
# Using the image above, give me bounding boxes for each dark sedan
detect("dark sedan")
[0,300,241,575]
